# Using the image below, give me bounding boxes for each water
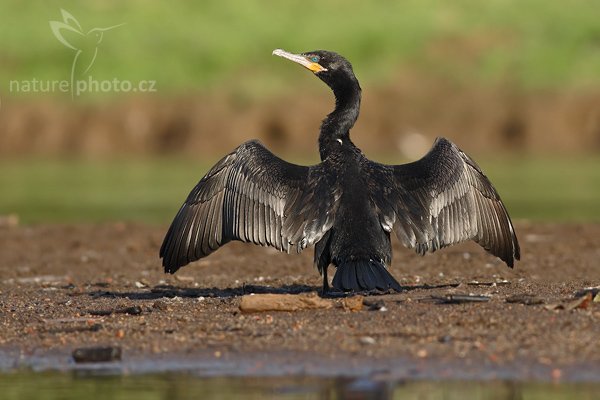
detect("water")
[1,372,599,400]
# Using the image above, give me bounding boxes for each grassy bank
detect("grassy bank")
[2,0,600,97]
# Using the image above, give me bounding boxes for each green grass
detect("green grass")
[1,157,599,224]
[2,0,600,99]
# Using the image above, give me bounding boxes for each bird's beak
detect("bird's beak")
[272,49,327,73]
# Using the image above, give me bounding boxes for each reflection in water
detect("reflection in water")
[0,372,599,400]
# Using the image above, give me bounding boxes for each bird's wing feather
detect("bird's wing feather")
[160,140,337,273]
[369,137,520,266]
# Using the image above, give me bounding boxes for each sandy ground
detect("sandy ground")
[0,222,599,380]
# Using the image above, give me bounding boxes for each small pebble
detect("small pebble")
[72,346,121,363]
[360,336,376,345]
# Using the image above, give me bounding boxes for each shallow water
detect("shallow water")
[1,372,599,400]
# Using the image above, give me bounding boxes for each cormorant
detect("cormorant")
[160,49,520,293]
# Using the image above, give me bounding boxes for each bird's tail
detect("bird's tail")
[332,258,402,292]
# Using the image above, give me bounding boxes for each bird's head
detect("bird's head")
[272,49,358,93]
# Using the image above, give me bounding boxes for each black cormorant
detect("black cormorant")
[160,49,520,293]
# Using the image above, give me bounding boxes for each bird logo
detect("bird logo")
[49,9,124,97]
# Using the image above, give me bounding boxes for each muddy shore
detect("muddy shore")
[1,222,599,381]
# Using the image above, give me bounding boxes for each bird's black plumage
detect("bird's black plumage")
[160,49,520,293]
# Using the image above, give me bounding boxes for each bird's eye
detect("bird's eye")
[310,56,320,63]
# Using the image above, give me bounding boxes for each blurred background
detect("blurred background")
[1,0,599,224]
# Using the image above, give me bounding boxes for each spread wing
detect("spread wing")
[160,140,337,273]
[369,137,520,266]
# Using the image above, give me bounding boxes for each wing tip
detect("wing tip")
[162,261,181,274]
[505,258,515,268]
[160,244,184,274]
[503,241,521,269]
[507,228,521,267]
[514,239,521,261]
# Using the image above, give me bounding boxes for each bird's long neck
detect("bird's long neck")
[319,79,361,160]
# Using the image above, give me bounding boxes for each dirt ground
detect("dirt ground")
[0,222,599,380]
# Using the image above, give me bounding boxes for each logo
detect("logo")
[8,9,156,98]
[50,10,124,89]
[50,9,124,98]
